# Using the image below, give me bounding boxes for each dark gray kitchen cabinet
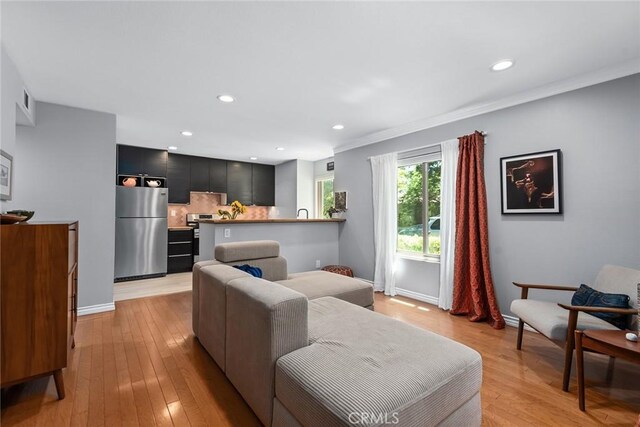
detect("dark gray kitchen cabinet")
[167,154,191,204]
[167,229,193,273]
[190,156,210,192]
[252,164,275,206]
[209,159,227,194]
[226,161,253,205]
[117,145,167,177]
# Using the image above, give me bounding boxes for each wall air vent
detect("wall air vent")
[16,86,35,126]
[23,87,31,114]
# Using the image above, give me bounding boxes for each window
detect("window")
[316,178,334,218]
[397,155,441,257]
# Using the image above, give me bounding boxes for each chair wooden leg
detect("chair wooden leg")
[517,320,525,350]
[53,369,65,400]
[562,310,579,392]
[575,331,585,411]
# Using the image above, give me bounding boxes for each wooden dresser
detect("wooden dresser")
[1,221,78,399]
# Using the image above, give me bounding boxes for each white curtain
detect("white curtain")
[438,139,459,310]
[370,152,398,295]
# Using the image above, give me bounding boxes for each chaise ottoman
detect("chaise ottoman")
[273,297,483,426]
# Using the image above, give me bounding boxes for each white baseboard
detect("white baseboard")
[78,302,115,316]
[394,288,439,306]
[503,314,537,333]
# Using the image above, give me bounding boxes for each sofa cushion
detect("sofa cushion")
[275,297,482,427]
[215,240,280,262]
[511,299,619,342]
[276,271,373,308]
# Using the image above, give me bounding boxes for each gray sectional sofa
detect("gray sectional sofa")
[192,241,483,426]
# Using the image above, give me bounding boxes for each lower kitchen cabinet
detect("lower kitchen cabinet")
[168,229,193,273]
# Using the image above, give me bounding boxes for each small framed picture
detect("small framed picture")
[500,149,562,214]
[0,150,13,201]
[334,191,347,210]
[327,161,334,171]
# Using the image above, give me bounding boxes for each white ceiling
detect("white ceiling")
[2,1,639,164]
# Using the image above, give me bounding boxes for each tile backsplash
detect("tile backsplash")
[167,192,269,227]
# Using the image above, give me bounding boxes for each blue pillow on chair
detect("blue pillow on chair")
[571,284,630,329]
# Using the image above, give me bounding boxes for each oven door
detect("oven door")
[188,223,200,257]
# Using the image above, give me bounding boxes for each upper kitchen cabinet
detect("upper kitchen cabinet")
[167,153,191,204]
[117,145,167,177]
[189,156,210,192]
[226,161,253,205]
[252,164,275,206]
[209,159,227,194]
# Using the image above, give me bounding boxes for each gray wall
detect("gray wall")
[335,74,640,316]
[275,160,297,218]
[199,222,339,273]
[1,45,33,211]
[13,102,116,308]
[296,159,314,215]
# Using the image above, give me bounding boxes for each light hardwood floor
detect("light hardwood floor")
[2,288,639,426]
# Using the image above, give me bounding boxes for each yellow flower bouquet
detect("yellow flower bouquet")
[218,200,247,220]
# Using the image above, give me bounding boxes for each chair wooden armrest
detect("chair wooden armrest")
[512,282,578,299]
[557,303,638,315]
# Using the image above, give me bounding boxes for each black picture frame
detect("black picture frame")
[500,149,562,214]
[0,150,13,201]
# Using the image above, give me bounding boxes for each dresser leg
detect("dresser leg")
[53,369,65,400]
[72,337,76,349]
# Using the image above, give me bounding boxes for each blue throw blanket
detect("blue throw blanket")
[233,264,263,278]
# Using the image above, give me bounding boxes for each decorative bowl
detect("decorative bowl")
[6,210,34,222]
[1,214,27,224]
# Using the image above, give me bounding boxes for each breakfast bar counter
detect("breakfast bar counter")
[198,218,344,273]
[197,218,345,224]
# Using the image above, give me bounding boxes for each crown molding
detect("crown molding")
[333,59,640,154]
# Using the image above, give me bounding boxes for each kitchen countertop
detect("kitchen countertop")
[198,218,345,224]
[168,226,194,230]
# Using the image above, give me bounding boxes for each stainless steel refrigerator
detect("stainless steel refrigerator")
[115,186,168,281]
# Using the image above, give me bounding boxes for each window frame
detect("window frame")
[397,152,441,261]
[315,175,334,219]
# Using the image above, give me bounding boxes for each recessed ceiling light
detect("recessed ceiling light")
[276,147,285,151]
[491,59,514,72]
[168,146,178,151]
[332,124,345,130]
[180,130,193,137]
[250,156,258,160]
[217,94,235,103]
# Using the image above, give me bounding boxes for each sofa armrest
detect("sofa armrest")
[225,277,308,426]
[557,303,637,315]
[513,282,578,299]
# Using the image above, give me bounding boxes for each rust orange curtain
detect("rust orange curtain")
[450,131,505,329]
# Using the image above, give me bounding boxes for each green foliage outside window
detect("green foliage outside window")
[397,160,441,255]
[321,179,335,218]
